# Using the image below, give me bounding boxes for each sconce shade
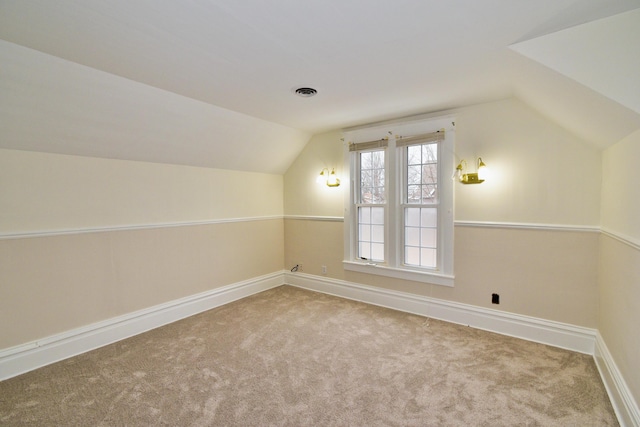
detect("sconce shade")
[327,168,341,187]
[477,158,488,181]
[453,161,465,181]
[317,168,329,183]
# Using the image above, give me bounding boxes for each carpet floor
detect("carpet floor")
[0,285,618,426]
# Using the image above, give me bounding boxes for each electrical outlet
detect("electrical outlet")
[321,265,327,275]
[492,293,500,304]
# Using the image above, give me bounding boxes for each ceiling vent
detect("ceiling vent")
[294,87,318,97]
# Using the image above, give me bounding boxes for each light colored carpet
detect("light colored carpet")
[0,285,617,426]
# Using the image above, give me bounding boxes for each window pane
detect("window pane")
[422,144,437,162]
[407,145,421,165]
[407,165,421,185]
[361,188,369,203]
[421,228,437,248]
[361,152,372,169]
[407,185,421,204]
[421,248,437,268]
[359,242,371,259]
[422,185,437,202]
[406,208,420,226]
[371,243,384,261]
[372,150,383,165]
[371,207,384,224]
[359,207,371,223]
[421,208,437,227]
[371,225,384,243]
[371,186,385,204]
[406,227,420,246]
[361,174,371,190]
[422,164,437,185]
[405,246,420,265]
[359,224,371,241]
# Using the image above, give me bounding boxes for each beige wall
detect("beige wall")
[284,99,602,226]
[0,149,283,234]
[601,129,640,239]
[1,220,283,349]
[283,130,344,218]
[284,98,601,327]
[284,220,599,328]
[599,129,640,405]
[455,99,601,226]
[0,149,285,349]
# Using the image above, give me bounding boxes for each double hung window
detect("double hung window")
[344,117,454,286]
[356,146,386,262]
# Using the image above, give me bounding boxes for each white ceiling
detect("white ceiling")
[1,0,640,173]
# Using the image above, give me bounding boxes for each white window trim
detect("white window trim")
[343,115,455,287]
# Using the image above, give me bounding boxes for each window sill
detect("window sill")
[343,260,454,287]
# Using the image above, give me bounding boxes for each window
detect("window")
[403,142,438,268]
[343,117,454,286]
[357,149,385,262]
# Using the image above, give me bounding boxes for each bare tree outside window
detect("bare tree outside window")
[406,143,437,204]
[360,150,385,204]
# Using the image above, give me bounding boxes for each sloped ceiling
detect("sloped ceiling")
[0,40,309,174]
[510,8,640,147]
[512,8,640,114]
[1,1,639,173]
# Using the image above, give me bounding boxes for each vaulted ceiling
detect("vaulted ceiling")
[1,0,639,173]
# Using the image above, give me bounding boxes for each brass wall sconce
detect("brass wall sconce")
[317,168,341,187]
[454,158,488,184]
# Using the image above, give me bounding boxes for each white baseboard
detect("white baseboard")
[285,272,597,354]
[0,271,284,381]
[594,332,640,427]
